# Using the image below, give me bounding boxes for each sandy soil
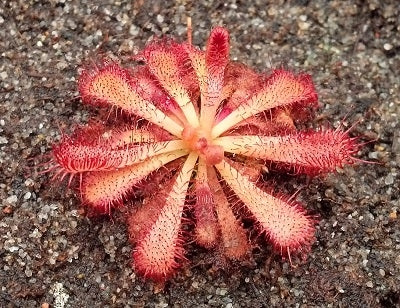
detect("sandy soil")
[0,0,399,307]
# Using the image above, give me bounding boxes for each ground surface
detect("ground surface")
[0,0,399,307]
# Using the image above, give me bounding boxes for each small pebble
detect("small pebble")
[395,255,400,265]
[156,14,164,23]
[23,192,32,200]
[6,195,17,204]
[383,43,393,50]
[0,136,8,144]
[298,21,311,31]
[389,211,397,220]
[267,7,277,16]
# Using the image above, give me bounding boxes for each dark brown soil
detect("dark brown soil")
[1,1,399,307]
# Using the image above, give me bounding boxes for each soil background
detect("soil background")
[1,0,399,307]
